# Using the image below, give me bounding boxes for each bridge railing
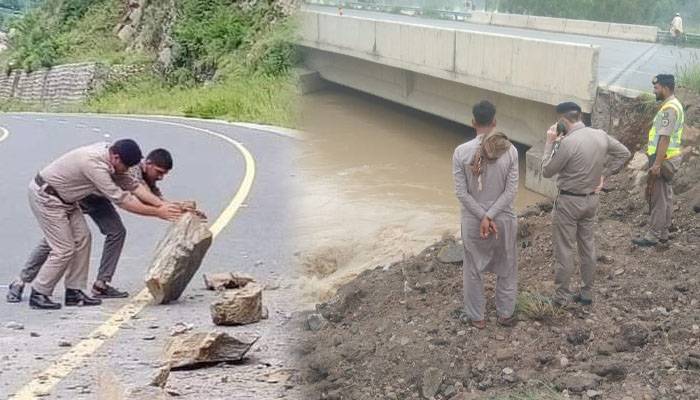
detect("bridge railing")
[303,0,472,21]
[657,30,700,48]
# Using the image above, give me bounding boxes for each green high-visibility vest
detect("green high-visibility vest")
[647,97,684,159]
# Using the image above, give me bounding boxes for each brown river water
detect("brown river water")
[295,85,544,302]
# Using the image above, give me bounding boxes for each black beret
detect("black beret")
[555,102,582,114]
[652,74,674,87]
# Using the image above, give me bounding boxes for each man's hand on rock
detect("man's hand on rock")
[157,203,184,221]
[174,201,208,220]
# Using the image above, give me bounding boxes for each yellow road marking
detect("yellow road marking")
[9,117,256,399]
[0,126,10,143]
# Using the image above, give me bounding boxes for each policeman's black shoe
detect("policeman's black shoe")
[91,283,129,299]
[29,289,62,310]
[632,237,658,247]
[573,294,593,306]
[65,289,102,307]
[6,281,24,303]
[694,204,700,213]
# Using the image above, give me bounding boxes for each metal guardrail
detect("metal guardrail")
[303,0,472,21]
[657,31,700,48]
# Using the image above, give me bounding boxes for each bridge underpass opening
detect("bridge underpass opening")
[301,48,562,197]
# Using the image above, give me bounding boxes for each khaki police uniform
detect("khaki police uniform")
[542,122,630,303]
[21,162,159,286]
[29,143,137,296]
[644,95,684,242]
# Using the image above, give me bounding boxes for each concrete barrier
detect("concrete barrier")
[470,11,492,25]
[525,147,559,198]
[467,11,658,43]
[300,10,600,111]
[454,30,598,110]
[526,15,566,33]
[401,24,455,71]
[564,19,610,37]
[607,23,657,42]
[318,13,375,53]
[491,13,529,29]
[375,21,455,71]
[300,11,319,42]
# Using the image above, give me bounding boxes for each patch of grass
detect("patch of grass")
[2,0,126,71]
[635,91,660,119]
[85,71,298,128]
[2,0,299,127]
[516,291,564,322]
[54,0,134,65]
[0,99,43,112]
[0,99,83,113]
[678,62,700,95]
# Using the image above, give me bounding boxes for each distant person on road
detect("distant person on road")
[452,100,519,329]
[670,13,684,46]
[633,74,685,247]
[7,148,179,305]
[9,141,183,310]
[542,102,630,308]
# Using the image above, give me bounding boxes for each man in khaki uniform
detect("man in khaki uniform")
[453,101,519,328]
[542,102,630,306]
[7,149,175,303]
[27,140,182,310]
[633,74,684,247]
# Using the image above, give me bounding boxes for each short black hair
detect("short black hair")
[472,100,496,126]
[110,139,142,167]
[146,148,173,170]
[555,101,582,114]
[653,74,675,91]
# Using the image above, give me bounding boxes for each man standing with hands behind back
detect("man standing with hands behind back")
[453,100,519,329]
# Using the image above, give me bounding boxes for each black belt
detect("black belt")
[559,190,596,197]
[34,174,71,204]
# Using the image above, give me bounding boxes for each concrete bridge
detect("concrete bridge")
[298,4,700,196]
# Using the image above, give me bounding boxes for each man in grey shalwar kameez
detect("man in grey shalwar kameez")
[453,101,519,329]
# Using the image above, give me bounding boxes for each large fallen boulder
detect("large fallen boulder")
[210,283,264,325]
[163,331,258,370]
[145,213,213,304]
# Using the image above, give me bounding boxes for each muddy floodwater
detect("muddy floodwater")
[295,85,545,302]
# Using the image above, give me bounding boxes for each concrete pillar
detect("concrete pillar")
[524,146,558,198]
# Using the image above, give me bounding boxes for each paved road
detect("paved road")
[305,4,700,93]
[0,114,302,399]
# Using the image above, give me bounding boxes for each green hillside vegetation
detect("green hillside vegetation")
[0,0,299,127]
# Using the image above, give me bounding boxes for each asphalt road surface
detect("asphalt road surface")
[0,114,302,399]
[305,4,700,93]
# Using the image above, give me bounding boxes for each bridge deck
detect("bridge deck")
[305,4,700,95]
